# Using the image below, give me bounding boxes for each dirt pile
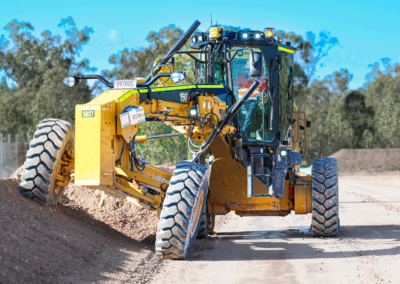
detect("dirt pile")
[63,184,159,243]
[0,168,165,283]
[329,148,400,173]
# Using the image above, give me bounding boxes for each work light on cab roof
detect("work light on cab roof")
[264,27,275,40]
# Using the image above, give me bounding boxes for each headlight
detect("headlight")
[189,107,197,117]
[242,33,248,39]
[255,33,261,39]
[170,72,186,83]
[63,76,78,87]
[281,149,288,157]
[191,36,197,44]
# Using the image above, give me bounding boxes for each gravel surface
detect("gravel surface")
[152,173,400,284]
[330,149,400,173]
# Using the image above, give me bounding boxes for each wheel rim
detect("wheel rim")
[54,146,74,194]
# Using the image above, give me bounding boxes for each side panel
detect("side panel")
[75,105,102,185]
[209,158,293,211]
[100,102,115,185]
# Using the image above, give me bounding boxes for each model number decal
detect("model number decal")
[82,110,95,118]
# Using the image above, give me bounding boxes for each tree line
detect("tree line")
[0,17,399,165]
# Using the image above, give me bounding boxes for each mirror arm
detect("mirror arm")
[226,47,255,63]
[137,73,172,87]
[70,73,173,88]
[296,42,303,51]
[72,74,113,88]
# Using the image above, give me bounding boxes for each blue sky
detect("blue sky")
[1,0,399,89]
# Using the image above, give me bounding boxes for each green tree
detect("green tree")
[276,30,338,111]
[102,25,195,165]
[0,17,94,135]
[364,59,400,148]
[341,91,374,148]
[101,25,197,83]
[302,69,353,164]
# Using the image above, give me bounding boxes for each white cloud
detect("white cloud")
[107,29,120,43]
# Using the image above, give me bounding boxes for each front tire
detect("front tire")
[155,161,210,259]
[311,158,339,237]
[19,118,74,206]
[196,205,209,239]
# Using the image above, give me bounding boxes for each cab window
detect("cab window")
[213,51,227,85]
[229,47,273,141]
[278,55,293,141]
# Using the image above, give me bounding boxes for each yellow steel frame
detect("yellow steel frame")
[71,82,234,216]
[69,60,312,218]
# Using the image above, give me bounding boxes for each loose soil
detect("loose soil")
[0,166,173,284]
[2,155,400,283]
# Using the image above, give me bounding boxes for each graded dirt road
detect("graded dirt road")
[1,169,399,283]
[152,174,400,284]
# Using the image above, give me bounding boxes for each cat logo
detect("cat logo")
[180,92,189,103]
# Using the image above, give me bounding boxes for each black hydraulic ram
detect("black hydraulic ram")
[145,20,201,82]
[192,81,260,162]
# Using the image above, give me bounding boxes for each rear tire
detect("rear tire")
[311,158,339,237]
[19,118,74,206]
[155,161,210,259]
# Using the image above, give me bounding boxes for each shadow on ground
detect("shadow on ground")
[191,225,400,261]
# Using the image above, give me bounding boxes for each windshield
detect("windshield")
[229,47,274,141]
[213,51,228,85]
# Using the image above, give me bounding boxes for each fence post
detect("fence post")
[15,134,18,174]
[7,134,11,177]
[0,133,3,178]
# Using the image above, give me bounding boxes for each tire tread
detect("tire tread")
[311,157,339,237]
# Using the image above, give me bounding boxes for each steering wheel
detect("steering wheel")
[151,63,173,85]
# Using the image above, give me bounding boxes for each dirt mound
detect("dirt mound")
[63,184,159,243]
[0,169,164,283]
[157,162,176,174]
[330,148,400,173]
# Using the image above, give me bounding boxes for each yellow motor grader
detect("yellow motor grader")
[20,20,339,259]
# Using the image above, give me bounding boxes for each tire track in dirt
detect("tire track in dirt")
[151,175,400,284]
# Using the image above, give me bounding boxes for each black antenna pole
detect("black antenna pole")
[210,14,212,26]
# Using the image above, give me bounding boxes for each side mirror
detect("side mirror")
[250,52,263,77]
[170,72,186,83]
[63,76,79,87]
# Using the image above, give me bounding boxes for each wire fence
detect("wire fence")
[0,133,31,178]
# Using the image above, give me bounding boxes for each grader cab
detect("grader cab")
[20,20,339,260]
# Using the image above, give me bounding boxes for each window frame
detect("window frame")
[226,43,278,144]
